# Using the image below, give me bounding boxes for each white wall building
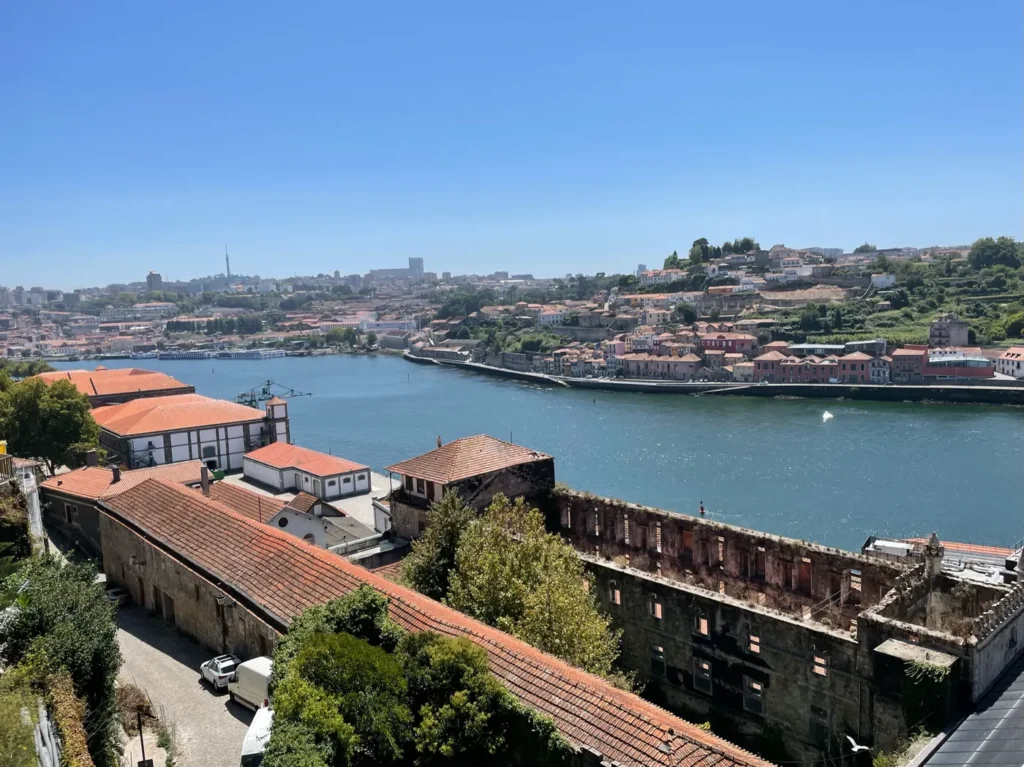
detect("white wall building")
[997,347,1024,379]
[242,441,371,500]
[92,394,286,471]
[870,273,897,289]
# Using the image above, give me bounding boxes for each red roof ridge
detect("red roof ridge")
[100,479,772,767]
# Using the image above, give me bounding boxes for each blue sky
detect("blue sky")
[2,1,1021,290]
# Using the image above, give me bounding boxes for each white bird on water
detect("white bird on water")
[846,735,870,753]
[822,411,834,423]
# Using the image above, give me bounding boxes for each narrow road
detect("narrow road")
[117,606,252,767]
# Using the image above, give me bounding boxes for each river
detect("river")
[53,355,1024,552]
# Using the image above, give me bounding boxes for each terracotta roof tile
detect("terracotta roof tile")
[286,491,318,513]
[386,435,551,485]
[91,394,266,436]
[100,480,772,767]
[244,442,368,477]
[205,483,287,523]
[41,460,204,501]
[33,368,193,399]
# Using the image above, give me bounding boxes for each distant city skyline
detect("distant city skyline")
[2,1,1021,289]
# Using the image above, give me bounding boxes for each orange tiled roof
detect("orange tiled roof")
[386,435,551,485]
[206,482,287,523]
[244,442,368,477]
[286,491,319,514]
[34,368,193,399]
[100,479,771,767]
[91,394,266,436]
[41,460,204,501]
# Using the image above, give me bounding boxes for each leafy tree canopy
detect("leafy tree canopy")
[446,495,622,679]
[854,242,877,253]
[0,378,99,474]
[403,493,477,601]
[968,236,1022,270]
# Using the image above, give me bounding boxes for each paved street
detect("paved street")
[117,606,252,767]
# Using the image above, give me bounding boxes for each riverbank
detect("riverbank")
[405,354,1024,406]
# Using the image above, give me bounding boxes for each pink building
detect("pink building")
[698,332,757,356]
[778,355,839,383]
[838,352,872,384]
[753,350,787,382]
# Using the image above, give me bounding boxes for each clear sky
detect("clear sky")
[2,1,1022,290]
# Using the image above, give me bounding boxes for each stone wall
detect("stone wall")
[100,512,278,659]
[586,556,867,764]
[554,489,903,628]
[972,585,1024,699]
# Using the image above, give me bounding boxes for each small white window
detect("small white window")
[749,634,760,654]
[649,595,663,620]
[609,581,621,605]
[696,616,710,636]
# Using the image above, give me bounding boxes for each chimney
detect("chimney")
[111,466,121,483]
[201,466,210,497]
[85,450,99,467]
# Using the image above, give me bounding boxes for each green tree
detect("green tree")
[708,306,721,322]
[326,328,346,345]
[854,243,877,253]
[675,303,697,324]
[663,251,681,269]
[968,236,1021,270]
[830,307,844,330]
[403,493,477,601]
[454,325,471,340]
[688,245,703,265]
[1,558,121,767]
[0,379,99,475]
[290,633,412,765]
[262,720,334,767]
[366,331,378,347]
[446,496,622,678]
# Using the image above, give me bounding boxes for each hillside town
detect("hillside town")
[3,239,1024,389]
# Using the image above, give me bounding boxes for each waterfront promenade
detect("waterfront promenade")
[405,354,1024,406]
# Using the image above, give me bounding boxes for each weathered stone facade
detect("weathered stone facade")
[100,511,279,659]
[391,458,555,539]
[553,489,1022,763]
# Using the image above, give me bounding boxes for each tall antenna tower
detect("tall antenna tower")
[225,246,231,278]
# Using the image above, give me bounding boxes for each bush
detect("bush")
[49,674,93,767]
[0,674,36,767]
[1,558,121,767]
[116,682,152,735]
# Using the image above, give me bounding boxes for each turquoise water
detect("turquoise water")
[54,356,1024,552]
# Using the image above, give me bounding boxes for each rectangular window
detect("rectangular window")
[754,546,766,580]
[749,633,761,654]
[650,645,666,676]
[609,581,621,605]
[560,506,572,529]
[715,536,725,567]
[681,530,694,568]
[809,705,829,746]
[743,678,764,715]
[693,659,712,695]
[849,569,862,603]
[813,652,828,677]
[591,512,601,537]
[653,522,662,553]
[695,615,710,636]
[623,513,630,545]
[798,557,813,595]
[416,478,425,494]
[649,595,663,620]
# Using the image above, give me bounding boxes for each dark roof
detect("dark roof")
[386,435,550,485]
[99,479,771,767]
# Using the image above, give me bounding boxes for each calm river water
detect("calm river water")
[54,355,1024,552]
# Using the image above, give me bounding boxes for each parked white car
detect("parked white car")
[200,654,241,692]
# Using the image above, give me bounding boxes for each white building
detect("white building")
[91,393,288,471]
[242,441,371,500]
[639,269,685,287]
[538,307,567,326]
[870,273,897,289]
[997,347,1024,379]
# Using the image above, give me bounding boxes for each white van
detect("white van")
[228,656,272,711]
[239,705,273,767]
